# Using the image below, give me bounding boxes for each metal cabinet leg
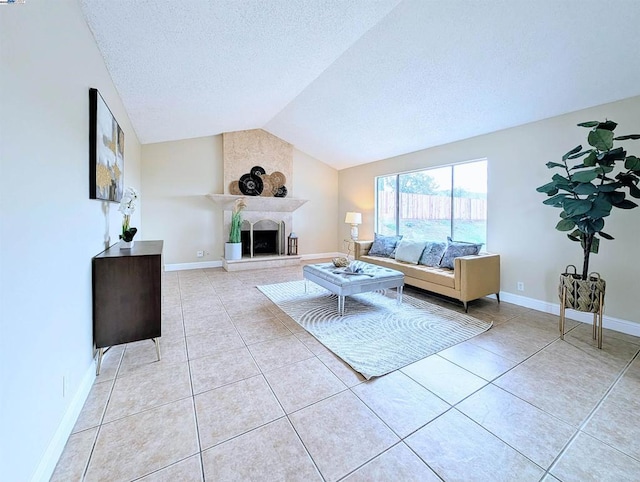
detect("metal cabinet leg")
[96,347,104,376]
[397,286,403,305]
[153,337,161,361]
[559,287,566,340]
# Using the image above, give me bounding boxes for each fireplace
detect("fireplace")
[240,219,285,258]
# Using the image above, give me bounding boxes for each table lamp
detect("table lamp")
[344,212,362,240]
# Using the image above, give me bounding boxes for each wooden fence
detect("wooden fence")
[378,191,487,221]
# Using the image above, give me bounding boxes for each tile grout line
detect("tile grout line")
[201,274,328,478]
[179,271,207,481]
[543,347,640,478]
[79,346,125,481]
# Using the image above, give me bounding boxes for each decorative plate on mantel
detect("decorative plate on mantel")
[229,181,242,195]
[270,171,286,188]
[239,173,264,196]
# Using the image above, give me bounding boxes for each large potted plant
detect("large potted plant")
[537,120,640,318]
[224,197,246,260]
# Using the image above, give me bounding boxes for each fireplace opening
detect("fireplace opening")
[240,220,285,257]
[242,230,278,255]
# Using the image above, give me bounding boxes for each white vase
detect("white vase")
[224,242,242,260]
[120,240,135,250]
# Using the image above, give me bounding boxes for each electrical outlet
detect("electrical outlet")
[517,282,525,292]
[196,250,204,257]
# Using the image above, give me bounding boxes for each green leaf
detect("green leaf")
[573,183,597,195]
[583,151,597,166]
[625,156,640,171]
[599,231,614,240]
[597,120,618,131]
[598,147,626,165]
[543,194,568,206]
[614,199,638,209]
[603,191,625,205]
[591,236,600,254]
[614,134,640,140]
[595,165,614,174]
[629,184,640,199]
[536,181,559,195]
[567,229,582,242]
[552,173,571,186]
[597,183,620,192]
[555,219,576,231]
[591,218,605,231]
[586,198,613,219]
[616,172,639,186]
[563,198,592,216]
[568,150,590,159]
[578,121,600,128]
[588,129,614,151]
[571,169,598,183]
[562,145,582,161]
[546,161,565,169]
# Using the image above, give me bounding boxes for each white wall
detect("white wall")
[141,138,340,265]
[0,1,141,480]
[292,149,340,255]
[339,95,640,325]
[141,136,224,265]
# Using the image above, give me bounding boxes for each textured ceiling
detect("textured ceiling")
[81,0,640,170]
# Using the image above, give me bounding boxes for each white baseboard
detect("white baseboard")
[301,252,344,260]
[165,254,345,271]
[164,260,223,271]
[31,360,96,482]
[499,291,640,337]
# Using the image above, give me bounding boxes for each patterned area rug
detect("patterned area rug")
[258,280,493,379]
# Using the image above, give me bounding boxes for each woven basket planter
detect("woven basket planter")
[558,265,606,313]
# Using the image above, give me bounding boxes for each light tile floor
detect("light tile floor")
[52,261,640,481]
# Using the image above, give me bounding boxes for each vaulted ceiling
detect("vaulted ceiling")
[80,0,640,170]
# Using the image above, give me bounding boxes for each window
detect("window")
[375,160,487,245]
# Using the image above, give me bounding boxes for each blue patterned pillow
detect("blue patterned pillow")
[368,234,403,257]
[418,241,447,267]
[439,237,483,269]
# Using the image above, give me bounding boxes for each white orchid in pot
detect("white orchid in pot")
[118,187,139,248]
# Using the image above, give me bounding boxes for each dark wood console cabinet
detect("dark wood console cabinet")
[92,240,163,374]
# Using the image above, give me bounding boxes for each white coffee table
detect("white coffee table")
[303,261,405,315]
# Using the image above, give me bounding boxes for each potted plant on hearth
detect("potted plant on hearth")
[224,197,246,260]
[537,120,640,344]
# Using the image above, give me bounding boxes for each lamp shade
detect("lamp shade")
[344,212,362,225]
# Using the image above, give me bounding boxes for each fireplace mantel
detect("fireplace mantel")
[206,194,308,212]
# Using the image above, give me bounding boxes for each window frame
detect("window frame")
[374,158,487,243]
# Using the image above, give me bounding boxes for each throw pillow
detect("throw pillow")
[394,239,426,264]
[368,234,403,257]
[418,241,447,266]
[439,237,483,269]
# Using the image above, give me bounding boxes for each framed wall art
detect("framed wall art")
[89,88,124,202]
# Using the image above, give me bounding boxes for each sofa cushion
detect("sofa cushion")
[418,241,447,267]
[394,239,426,264]
[404,264,455,288]
[439,237,483,269]
[361,255,456,289]
[368,234,403,258]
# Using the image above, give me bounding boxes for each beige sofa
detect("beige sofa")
[354,240,500,312]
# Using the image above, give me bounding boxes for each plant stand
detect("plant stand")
[558,266,606,349]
